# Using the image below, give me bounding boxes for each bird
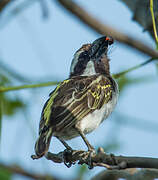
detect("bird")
[32,36,119,160]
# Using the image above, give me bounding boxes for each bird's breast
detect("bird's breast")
[78,90,118,134]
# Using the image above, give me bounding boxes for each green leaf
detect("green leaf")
[117,75,131,93]
[0,167,12,180]
[117,75,155,94]
[2,96,25,116]
[77,165,87,180]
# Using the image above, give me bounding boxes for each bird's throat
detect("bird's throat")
[82,61,96,76]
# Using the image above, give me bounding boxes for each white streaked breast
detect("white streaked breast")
[78,90,118,135]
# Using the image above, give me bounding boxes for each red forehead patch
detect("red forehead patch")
[105,36,114,45]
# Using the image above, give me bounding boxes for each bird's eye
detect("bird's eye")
[82,51,89,57]
[78,51,89,62]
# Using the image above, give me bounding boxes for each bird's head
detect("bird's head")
[70,36,114,77]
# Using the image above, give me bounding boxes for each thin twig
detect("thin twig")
[0,81,59,93]
[39,0,49,19]
[56,0,158,58]
[0,57,157,93]
[113,57,156,79]
[150,0,158,47]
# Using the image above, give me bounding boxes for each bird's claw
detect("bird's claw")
[63,149,76,168]
[87,148,96,169]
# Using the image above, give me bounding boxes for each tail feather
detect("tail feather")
[35,129,53,158]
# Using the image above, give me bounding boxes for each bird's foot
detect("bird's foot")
[87,148,96,169]
[109,153,118,166]
[63,148,76,168]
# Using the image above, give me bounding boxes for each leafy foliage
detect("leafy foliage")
[0,166,12,180]
[0,73,25,116]
[117,74,154,94]
[77,165,87,180]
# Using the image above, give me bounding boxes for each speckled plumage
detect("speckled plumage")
[33,36,119,159]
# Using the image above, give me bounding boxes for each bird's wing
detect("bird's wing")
[39,75,113,134]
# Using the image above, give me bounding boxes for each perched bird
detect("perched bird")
[32,36,119,159]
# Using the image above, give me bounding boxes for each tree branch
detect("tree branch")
[56,0,158,58]
[0,163,60,180]
[40,148,158,170]
[1,0,158,57]
[0,0,12,12]
[91,168,158,180]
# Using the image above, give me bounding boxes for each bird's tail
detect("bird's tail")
[34,128,53,158]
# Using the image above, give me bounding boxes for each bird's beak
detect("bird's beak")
[89,36,113,59]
